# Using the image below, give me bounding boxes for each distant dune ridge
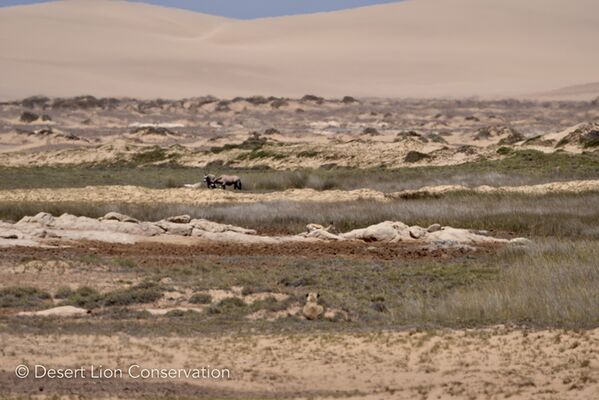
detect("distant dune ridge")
[1,0,598,100]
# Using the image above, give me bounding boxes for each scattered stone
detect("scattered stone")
[165,214,191,224]
[342,221,409,242]
[510,237,532,246]
[17,212,53,225]
[101,212,139,223]
[409,226,427,239]
[30,228,48,238]
[305,229,341,241]
[190,219,257,235]
[0,230,23,239]
[155,220,193,236]
[306,223,326,232]
[427,223,442,233]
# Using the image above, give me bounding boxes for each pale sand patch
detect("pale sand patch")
[143,307,205,316]
[1,327,597,398]
[394,179,599,198]
[1,180,598,206]
[17,305,88,317]
[190,288,288,305]
[0,186,387,204]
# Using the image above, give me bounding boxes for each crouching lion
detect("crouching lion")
[302,292,324,320]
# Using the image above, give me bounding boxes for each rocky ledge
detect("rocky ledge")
[0,212,529,248]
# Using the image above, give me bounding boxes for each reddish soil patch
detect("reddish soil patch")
[1,240,498,266]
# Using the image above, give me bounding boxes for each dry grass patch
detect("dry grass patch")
[1,150,598,191]
[408,239,599,327]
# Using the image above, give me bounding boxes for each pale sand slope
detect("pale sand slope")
[1,180,598,205]
[1,0,598,100]
[1,328,597,399]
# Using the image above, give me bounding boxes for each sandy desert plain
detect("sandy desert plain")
[0,94,597,399]
[1,0,599,399]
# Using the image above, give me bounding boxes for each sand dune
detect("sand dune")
[1,0,598,100]
[532,82,599,101]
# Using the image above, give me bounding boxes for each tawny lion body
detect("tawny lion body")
[302,292,324,320]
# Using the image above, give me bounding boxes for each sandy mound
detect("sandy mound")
[0,212,527,249]
[523,122,599,152]
[553,122,599,150]
[0,127,85,153]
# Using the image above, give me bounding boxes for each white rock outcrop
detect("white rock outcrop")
[0,212,529,248]
[18,306,89,317]
[341,221,410,242]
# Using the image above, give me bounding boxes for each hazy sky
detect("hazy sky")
[0,0,403,18]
